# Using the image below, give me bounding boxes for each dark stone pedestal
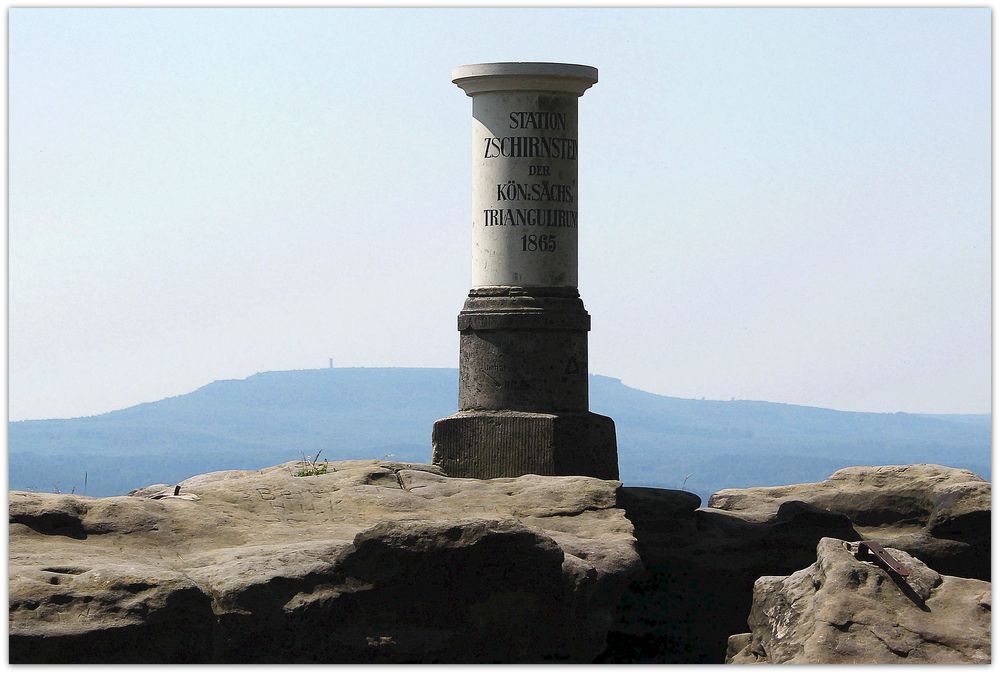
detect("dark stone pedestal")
[432,286,619,481]
[432,411,618,480]
[456,287,591,413]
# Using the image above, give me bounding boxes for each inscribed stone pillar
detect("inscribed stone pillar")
[432,62,618,480]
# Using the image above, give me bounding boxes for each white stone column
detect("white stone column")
[452,62,597,289]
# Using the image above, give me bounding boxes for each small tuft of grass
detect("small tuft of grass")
[293,464,328,477]
[293,450,329,477]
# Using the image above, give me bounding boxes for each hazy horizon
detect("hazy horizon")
[10,8,991,420]
[8,365,992,424]
[9,366,990,502]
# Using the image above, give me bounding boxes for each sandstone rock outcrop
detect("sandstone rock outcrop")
[598,464,989,664]
[726,538,990,663]
[709,464,989,580]
[9,460,641,664]
[10,461,988,664]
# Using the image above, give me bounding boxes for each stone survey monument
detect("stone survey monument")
[432,62,618,480]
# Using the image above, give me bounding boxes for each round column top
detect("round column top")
[452,62,598,96]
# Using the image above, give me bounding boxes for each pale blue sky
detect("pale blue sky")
[9,8,991,420]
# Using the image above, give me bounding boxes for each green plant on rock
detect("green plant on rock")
[293,450,329,477]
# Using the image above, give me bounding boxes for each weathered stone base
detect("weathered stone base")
[432,411,618,480]
[457,287,592,413]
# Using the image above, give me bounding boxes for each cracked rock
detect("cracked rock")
[726,537,990,664]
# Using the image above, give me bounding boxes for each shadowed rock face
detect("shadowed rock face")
[708,464,990,581]
[598,463,989,664]
[726,538,990,664]
[9,460,641,664]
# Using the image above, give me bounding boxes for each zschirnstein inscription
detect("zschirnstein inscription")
[482,136,578,159]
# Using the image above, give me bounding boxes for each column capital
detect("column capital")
[452,62,598,97]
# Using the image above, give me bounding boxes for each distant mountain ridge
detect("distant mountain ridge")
[8,367,991,503]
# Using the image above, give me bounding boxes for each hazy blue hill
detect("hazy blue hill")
[8,367,991,503]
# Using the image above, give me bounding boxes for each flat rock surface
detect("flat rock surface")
[10,460,641,664]
[726,537,991,664]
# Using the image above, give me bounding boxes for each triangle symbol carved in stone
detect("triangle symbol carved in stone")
[564,356,580,375]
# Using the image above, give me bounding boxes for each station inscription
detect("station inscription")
[479,109,578,256]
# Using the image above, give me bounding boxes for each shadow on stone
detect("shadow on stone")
[596,487,860,663]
